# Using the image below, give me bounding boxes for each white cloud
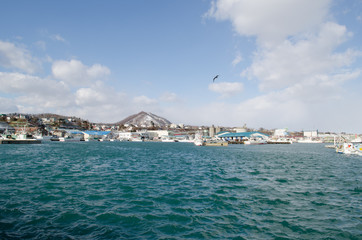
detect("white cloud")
[244,22,360,91]
[0,72,74,113]
[202,0,362,132]
[206,0,331,46]
[209,82,244,98]
[74,82,125,107]
[232,52,242,66]
[160,92,178,102]
[0,97,19,112]
[51,34,66,43]
[0,72,69,97]
[52,59,110,86]
[75,88,107,106]
[133,95,158,105]
[0,40,40,73]
[73,84,131,122]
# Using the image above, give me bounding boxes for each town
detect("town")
[0,111,360,145]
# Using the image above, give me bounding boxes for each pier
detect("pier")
[0,139,41,144]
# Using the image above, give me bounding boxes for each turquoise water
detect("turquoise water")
[0,142,361,239]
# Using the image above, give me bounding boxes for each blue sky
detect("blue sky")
[0,0,361,133]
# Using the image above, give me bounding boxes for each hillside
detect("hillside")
[117,111,171,128]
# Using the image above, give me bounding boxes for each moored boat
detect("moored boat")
[204,141,228,146]
[336,142,362,156]
[244,138,267,145]
[0,133,41,144]
[193,132,204,146]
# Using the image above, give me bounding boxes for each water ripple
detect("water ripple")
[0,142,361,239]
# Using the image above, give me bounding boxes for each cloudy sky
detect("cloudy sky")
[0,0,361,133]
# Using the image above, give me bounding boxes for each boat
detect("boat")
[0,132,41,144]
[267,138,293,144]
[161,137,177,142]
[130,137,143,142]
[336,142,362,156]
[332,135,362,156]
[204,141,228,146]
[297,138,323,143]
[0,124,41,144]
[193,132,204,146]
[244,138,267,145]
[50,136,65,142]
[35,135,52,141]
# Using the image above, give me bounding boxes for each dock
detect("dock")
[0,139,41,144]
[204,141,228,146]
[267,141,292,144]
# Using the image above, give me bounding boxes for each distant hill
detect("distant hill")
[117,111,171,128]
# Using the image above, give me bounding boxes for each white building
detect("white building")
[148,130,172,139]
[304,130,318,138]
[118,132,140,140]
[274,128,289,137]
[235,124,248,133]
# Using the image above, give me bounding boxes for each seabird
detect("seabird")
[213,75,219,82]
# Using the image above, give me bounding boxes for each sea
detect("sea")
[0,141,361,239]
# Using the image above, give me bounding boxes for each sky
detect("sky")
[0,0,361,133]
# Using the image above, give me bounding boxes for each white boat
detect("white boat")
[1,124,41,144]
[297,138,323,143]
[336,142,362,156]
[267,138,293,144]
[194,139,204,146]
[0,132,41,144]
[193,132,204,146]
[50,136,65,142]
[130,137,143,142]
[204,140,228,146]
[161,139,177,142]
[244,138,267,145]
[161,136,178,142]
[35,135,52,141]
[351,137,362,143]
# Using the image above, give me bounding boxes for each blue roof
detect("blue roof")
[83,130,111,136]
[68,130,83,134]
[218,131,269,138]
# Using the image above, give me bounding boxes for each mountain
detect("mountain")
[117,111,171,128]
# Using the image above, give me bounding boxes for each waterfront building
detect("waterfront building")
[234,124,248,133]
[118,132,140,141]
[148,130,173,139]
[209,125,215,138]
[304,130,318,138]
[218,131,269,142]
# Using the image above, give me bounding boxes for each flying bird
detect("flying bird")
[213,75,219,82]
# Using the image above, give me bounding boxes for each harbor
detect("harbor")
[1,113,361,156]
[1,141,360,239]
